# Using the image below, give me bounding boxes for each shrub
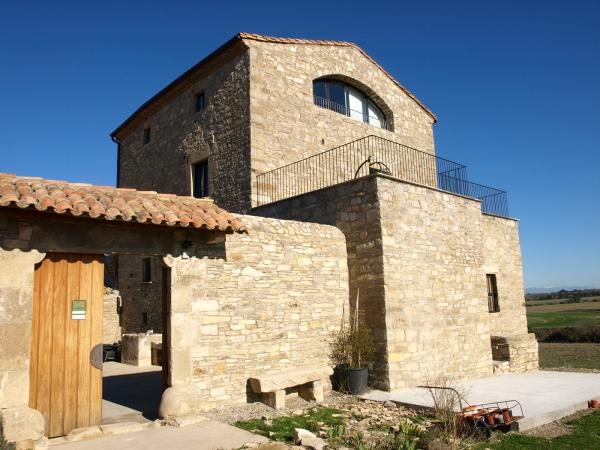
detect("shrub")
[531,326,600,343]
[329,323,375,368]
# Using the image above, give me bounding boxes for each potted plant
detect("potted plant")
[329,295,375,394]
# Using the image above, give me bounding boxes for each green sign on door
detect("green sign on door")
[71,300,86,320]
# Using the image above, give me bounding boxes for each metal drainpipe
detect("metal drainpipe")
[111,135,121,187]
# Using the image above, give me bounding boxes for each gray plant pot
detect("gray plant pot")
[347,367,368,394]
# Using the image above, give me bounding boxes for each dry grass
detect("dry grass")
[526,300,600,313]
[538,342,600,371]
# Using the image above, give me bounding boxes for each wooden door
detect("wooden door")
[29,253,104,438]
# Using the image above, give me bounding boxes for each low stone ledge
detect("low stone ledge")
[99,421,145,436]
[65,426,102,442]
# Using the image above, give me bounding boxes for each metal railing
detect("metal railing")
[314,95,393,131]
[438,174,509,217]
[255,135,509,217]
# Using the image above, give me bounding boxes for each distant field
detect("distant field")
[526,296,600,306]
[526,300,600,328]
[538,343,600,370]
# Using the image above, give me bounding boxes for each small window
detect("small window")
[142,257,152,283]
[142,312,148,326]
[194,92,205,112]
[143,127,151,145]
[487,274,500,313]
[192,160,209,198]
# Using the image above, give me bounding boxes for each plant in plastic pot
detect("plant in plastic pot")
[329,300,375,394]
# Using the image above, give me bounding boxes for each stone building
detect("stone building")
[111,32,537,390]
[0,32,538,446]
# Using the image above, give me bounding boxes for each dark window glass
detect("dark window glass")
[143,127,151,144]
[142,312,148,326]
[195,92,205,112]
[192,160,209,198]
[487,274,500,313]
[142,257,152,282]
[328,81,346,108]
[313,80,326,99]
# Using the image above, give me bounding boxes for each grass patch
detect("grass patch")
[538,343,600,370]
[234,407,344,442]
[527,309,600,328]
[479,410,600,449]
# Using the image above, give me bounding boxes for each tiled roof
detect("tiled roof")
[111,32,435,137]
[0,173,244,232]
[238,33,435,122]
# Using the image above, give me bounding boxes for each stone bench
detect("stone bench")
[249,367,333,409]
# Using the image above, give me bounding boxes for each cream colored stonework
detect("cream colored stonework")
[116,38,435,213]
[162,215,348,411]
[255,174,538,388]
[246,39,436,206]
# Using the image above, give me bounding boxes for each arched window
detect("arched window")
[313,78,388,130]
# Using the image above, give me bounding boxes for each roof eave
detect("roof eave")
[110,34,247,140]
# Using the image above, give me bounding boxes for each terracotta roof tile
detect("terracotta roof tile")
[0,173,244,233]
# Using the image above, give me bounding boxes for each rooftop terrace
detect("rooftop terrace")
[256,135,510,218]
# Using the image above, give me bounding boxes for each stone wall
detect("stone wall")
[103,287,122,344]
[253,177,390,388]
[482,215,529,337]
[256,174,535,389]
[247,39,436,207]
[117,255,164,334]
[483,215,538,372]
[377,177,493,388]
[117,44,252,213]
[491,335,539,372]
[162,215,348,413]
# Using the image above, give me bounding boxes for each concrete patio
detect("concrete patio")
[362,370,600,430]
[102,362,163,424]
[48,421,268,450]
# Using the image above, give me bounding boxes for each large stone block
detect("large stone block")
[0,406,44,444]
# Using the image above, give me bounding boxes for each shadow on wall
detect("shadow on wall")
[103,371,163,421]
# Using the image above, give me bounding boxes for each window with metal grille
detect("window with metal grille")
[142,257,152,283]
[195,92,205,112]
[192,160,209,198]
[487,274,500,313]
[312,78,387,129]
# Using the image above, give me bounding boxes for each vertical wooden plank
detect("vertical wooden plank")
[29,261,43,409]
[37,256,55,435]
[88,256,104,425]
[76,255,92,428]
[49,256,68,437]
[63,255,80,435]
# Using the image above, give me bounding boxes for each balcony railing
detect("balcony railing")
[314,95,393,131]
[256,135,509,217]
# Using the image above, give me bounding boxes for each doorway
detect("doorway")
[101,255,170,424]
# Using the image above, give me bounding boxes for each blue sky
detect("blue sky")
[1,1,598,288]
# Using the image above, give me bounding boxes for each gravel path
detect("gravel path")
[208,391,356,424]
